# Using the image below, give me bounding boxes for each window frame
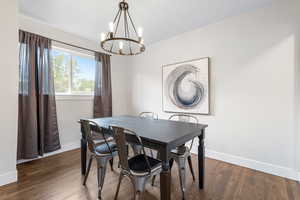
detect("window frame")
[52,45,95,99]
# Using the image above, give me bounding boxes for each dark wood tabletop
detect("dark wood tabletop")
[80,115,208,200]
[91,115,207,147]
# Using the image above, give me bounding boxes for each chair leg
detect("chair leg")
[83,156,93,185]
[187,155,195,181]
[97,158,108,199]
[109,158,114,171]
[114,172,125,200]
[129,177,137,200]
[136,191,144,200]
[134,177,147,200]
[151,175,156,186]
[170,158,174,170]
[177,157,187,200]
[151,151,162,186]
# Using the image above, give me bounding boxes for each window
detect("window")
[52,47,95,96]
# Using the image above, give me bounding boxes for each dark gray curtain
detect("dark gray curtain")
[18,30,61,159]
[94,52,112,118]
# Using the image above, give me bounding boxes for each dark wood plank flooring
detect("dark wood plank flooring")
[0,149,299,200]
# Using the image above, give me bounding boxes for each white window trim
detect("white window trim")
[55,94,94,101]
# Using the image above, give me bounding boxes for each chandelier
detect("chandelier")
[100,0,145,56]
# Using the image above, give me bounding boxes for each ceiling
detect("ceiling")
[19,0,274,44]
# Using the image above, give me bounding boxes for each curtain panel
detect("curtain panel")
[18,30,61,159]
[94,52,112,118]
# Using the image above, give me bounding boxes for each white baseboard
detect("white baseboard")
[190,146,299,181]
[0,170,17,187]
[17,141,80,164]
[298,172,300,182]
[206,149,298,181]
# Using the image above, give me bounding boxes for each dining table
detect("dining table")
[80,115,208,200]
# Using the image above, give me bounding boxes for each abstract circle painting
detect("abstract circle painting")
[162,57,210,115]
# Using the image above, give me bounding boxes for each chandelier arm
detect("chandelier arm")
[113,9,121,24]
[110,8,123,52]
[124,10,133,54]
[106,9,121,39]
[127,10,139,38]
[122,8,129,54]
[123,9,127,39]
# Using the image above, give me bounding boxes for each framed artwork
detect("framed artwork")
[162,57,210,115]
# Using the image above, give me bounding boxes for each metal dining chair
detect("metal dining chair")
[131,112,158,157]
[152,114,197,200]
[80,119,118,199]
[111,126,162,200]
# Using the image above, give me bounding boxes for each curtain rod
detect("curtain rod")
[19,29,111,56]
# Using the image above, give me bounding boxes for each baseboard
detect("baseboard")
[17,141,80,164]
[0,170,17,187]
[298,172,300,182]
[190,145,299,181]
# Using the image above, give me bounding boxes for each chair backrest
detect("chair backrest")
[169,114,199,149]
[80,119,114,156]
[111,126,152,174]
[139,112,158,120]
[169,113,199,123]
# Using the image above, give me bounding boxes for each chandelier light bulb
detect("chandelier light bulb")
[109,22,114,32]
[140,38,144,44]
[119,41,124,50]
[100,33,106,42]
[138,27,143,37]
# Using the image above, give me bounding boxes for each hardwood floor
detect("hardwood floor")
[0,149,299,200]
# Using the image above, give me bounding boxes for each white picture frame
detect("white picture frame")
[162,57,210,115]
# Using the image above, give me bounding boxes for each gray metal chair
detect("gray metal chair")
[131,112,158,157]
[80,119,118,199]
[111,126,162,200]
[152,114,197,200]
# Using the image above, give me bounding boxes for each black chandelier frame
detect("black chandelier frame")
[100,0,145,56]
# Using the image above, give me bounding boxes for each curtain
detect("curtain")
[18,30,61,159]
[94,52,112,118]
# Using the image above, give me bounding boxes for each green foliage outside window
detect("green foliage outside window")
[52,48,95,95]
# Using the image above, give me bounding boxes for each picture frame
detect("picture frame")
[162,57,210,115]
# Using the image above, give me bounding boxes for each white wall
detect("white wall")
[295,11,300,178]
[119,0,300,180]
[18,15,131,155]
[111,56,133,115]
[0,0,19,186]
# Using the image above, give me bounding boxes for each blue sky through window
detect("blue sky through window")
[73,55,95,81]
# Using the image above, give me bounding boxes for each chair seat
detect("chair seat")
[95,141,117,154]
[128,154,161,176]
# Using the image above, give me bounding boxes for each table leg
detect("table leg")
[81,124,87,175]
[160,148,171,200]
[198,130,205,189]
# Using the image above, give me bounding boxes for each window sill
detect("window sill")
[55,94,94,101]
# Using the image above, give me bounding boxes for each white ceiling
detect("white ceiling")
[19,0,274,44]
